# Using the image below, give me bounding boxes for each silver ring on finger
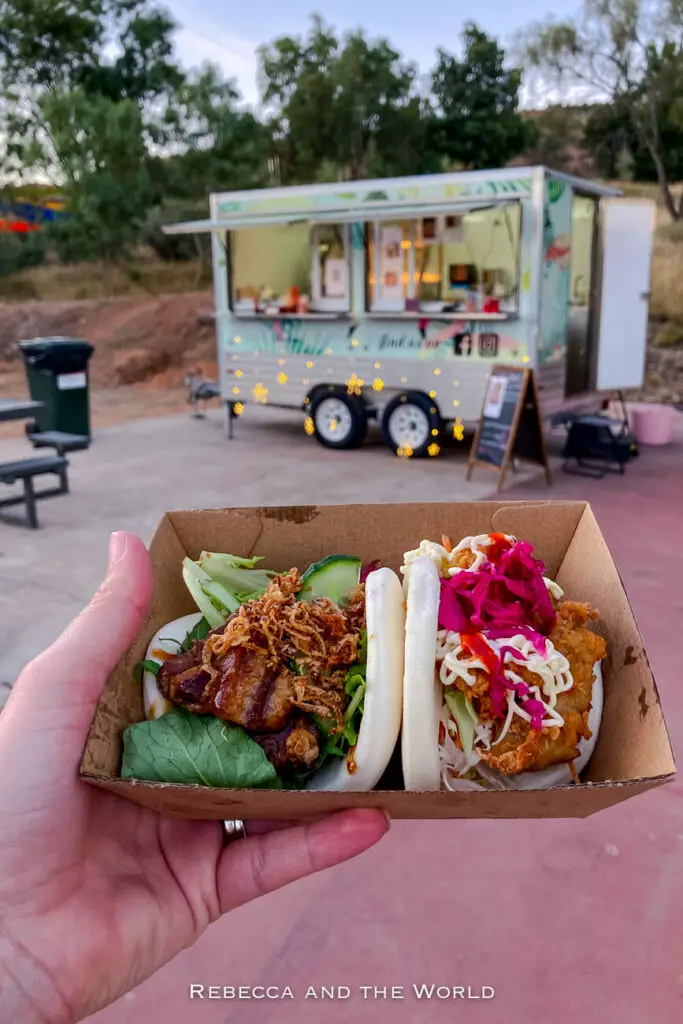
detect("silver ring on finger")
[222,819,247,845]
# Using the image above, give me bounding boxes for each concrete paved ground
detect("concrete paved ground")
[2,406,682,1023]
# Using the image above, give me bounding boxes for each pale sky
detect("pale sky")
[168,0,581,108]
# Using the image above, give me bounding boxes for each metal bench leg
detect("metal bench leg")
[225,402,235,440]
[23,476,39,529]
[58,463,69,494]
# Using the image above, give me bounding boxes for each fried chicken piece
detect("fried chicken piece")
[451,667,491,702]
[483,708,592,774]
[478,600,607,775]
[480,720,541,774]
[550,601,607,697]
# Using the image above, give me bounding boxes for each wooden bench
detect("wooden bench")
[27,430,90,457]
[0,456,69,529]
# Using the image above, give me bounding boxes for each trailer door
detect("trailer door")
[593,197,655,391]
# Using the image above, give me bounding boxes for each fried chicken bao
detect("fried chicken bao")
[401,533,607,791]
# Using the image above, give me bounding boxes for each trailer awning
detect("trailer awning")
[162,196,518,235]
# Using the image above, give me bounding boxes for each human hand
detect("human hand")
[0,533,390,1023]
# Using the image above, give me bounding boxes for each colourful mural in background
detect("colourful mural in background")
[0,197,69,234]
[538,179,572,366]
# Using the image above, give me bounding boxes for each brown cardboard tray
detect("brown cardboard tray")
[80,501,676,819]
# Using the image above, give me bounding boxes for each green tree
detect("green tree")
[0,0,184,180]
[258,15,339,183]
[331,29,435,179]
[582,103,637,178]
[430,23,533,171]
[258,15,436,183]
[160,63,270,196]
[41,87,154,263]
[78,3,183,106]
[522,0,683,218]
[144,63,270,265]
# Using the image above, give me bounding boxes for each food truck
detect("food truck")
[165,166,655,456]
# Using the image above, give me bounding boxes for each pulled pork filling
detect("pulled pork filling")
[156,571,365,772]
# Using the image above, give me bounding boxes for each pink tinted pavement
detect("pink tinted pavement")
[90,433,683,1024]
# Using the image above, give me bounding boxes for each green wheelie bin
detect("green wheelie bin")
[19,337,94,439]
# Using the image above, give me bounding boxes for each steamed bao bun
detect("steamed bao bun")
[401,555,605,793]
[143,568,406,792]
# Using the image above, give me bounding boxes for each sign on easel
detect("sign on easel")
[467,365,552,492]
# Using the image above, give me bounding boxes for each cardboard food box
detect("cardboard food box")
[80,501,675,819]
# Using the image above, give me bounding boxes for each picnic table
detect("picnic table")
[0,398,44,423]
[0,397,69,528]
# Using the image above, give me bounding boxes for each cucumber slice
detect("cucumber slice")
[299,554,362,605]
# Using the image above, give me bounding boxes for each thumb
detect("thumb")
[15,532,153,731]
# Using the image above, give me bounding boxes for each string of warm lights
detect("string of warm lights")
[225,336,502,456]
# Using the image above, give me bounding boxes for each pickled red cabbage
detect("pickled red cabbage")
[438,541,555,637]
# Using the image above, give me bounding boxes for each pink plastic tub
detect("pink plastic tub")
[631,404,675,446]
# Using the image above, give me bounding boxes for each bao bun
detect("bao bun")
[401,556,604,792]
[143,567,406,792]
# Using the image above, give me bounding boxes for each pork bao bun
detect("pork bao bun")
[142,566,405,792]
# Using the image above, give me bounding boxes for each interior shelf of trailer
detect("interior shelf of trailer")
[364,311,512,321]
[230,311,352,320]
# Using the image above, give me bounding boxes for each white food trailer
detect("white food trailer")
[165,166,655,456]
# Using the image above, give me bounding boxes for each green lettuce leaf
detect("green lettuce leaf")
[198,552,275,602]
[133,659,162,683]
[313,628,368,770]
[182,559,241,627]
[180,616,211,652]
[121,708,281,789]
[181,552,276,628]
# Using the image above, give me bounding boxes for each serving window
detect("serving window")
[366,203,521,315]
[230,222,351,317]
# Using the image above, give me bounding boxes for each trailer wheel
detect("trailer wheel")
[310,390,367,450]
[381,391,441,458]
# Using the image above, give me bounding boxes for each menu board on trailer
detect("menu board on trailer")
[467,365,552,492]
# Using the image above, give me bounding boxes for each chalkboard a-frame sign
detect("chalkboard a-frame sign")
[466,365,552,492]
